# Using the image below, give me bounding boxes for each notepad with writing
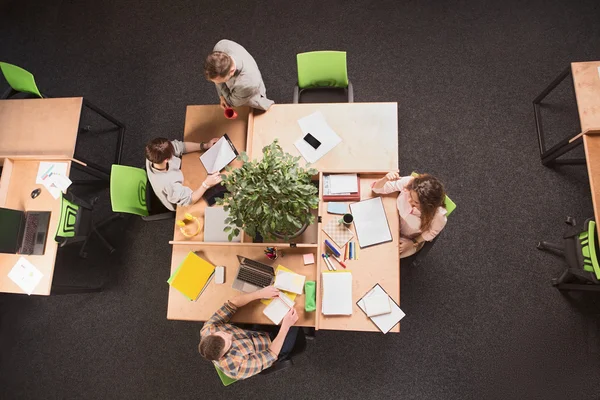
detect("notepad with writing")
[167,252,215,301]
[321,271,353,315]
[274,270,305,294]
[357,284,405,334]
[263,293,295,325]
[199,134,238,174]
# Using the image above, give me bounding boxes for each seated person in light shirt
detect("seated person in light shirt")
[145,138,223,211]
[372,172,447,258]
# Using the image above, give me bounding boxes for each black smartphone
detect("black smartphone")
[303,133,321,149]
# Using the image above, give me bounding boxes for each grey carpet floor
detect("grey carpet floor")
[1,0,600,399]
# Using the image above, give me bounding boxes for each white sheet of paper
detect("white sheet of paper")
[199,136,237,174]
[294,112,342,163]
[597,66,600,79]
[321,271,353,315]
[263,294,294,325]
[350,197,392,247]
[41,177,62,199]
[358,285,405,334]
[36,162,68,184]
[274,270,306,294]
[329,174,358,194]
[363,293,392,317]
[48,173,72,192]
[8,257,43,295]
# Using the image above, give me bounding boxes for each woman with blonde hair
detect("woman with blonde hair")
[372,172,447,258]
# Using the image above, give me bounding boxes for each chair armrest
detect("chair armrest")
[142,212,175,222]
[347,81,354,103]
[293,85,300,104]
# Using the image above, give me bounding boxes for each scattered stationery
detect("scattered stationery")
[8,257,43,295]
[321,271,353,315]
[329,174,359,194]
[199,134,239,174]
[294,111,342,163]
[274,270,306,294]
[357,284,405,334]
[167,252,215,301]
[327,253,346,269]
[36,162,68,184]
[263,293,295,325]
[322,219,354,248]
[303,253,315,265]
[204,206,240,242]
[327,202,348,215]
[345,243,349,261]
[324,240,341,257]
[363,293,392,317]
[264,247,278,260]
[321,254,336,271]
[261,265,298,305]
[323,174,360,201]
[350,197,393,248]
[349,241,354,260]
[36,162,71,199]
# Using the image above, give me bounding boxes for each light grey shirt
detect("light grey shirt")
[145,140,192,211]
[213,39,274,110]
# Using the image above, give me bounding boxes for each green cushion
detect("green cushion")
[297,51,349,89]
[0,62,43,98]
[55,195,79,240]
[110,165,149,217]
[215,364,237,386]
[304,280,316,312]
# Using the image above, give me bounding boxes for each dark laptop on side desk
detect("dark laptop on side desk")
[0,207,50,255]
[232,255,275,293]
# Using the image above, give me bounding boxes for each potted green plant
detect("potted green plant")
[216,139,319,242]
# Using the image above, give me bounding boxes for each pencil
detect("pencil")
[345,243,349,261]
[356,243,359,260]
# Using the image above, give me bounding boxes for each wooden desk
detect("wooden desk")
[167,103,400,333]
[251,103,399,172]
[0,159,71,295]
[0,98,82,158]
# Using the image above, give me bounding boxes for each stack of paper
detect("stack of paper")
[329,174,358,194]
[167,252,215,301]
[261,265,299,305]
[36,162,72,199]
[363,294,392,317]
[199,134,238,174]
[357,284,405,334]
[263,293,295,325]
[321,271,353,315]
[294,111,342,163]
[274,270,305,294]
[8,257,43,295]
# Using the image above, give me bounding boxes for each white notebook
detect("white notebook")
[199,134,238,174]
[357,284,405,334]
[263,294,295,325]
[363,293,392,317]
[350,197,392,248]
[321,271,353,315]
[274,270,305,294]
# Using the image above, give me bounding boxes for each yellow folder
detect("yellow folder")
[168,252,215,301]
[261,265,298,305]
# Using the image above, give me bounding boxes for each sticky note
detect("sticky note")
[303,253,315,265]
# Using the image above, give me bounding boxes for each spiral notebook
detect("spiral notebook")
[199,134,238,174]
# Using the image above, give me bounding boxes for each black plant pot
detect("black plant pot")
[271,221,309,240]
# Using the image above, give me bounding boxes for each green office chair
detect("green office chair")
[402,172,456,267]
[110,165,174,221]
[537,217,600,291]
[293,51,353,103]
[55,192,120,259]
[0,62,44,99]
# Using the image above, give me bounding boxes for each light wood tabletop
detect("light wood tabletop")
[0,159,71,295]
[572,62,600,133]
[251,103,399,172]
[0,98,82,158]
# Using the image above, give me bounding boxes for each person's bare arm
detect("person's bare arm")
[269,308,298,357]
[373,171,400,190]
[230,286,279,308]
[183,138,219,154]
[190,172,223,204]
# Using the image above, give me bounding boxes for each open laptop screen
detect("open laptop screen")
[0,207,24,254]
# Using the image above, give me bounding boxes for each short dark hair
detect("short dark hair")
[198,335,225,361]
[204,51,233,80]
[145,138,174,164]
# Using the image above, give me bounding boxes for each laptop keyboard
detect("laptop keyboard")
[238,267,272,288]
[242,258,274,274]
[21,214,39,255]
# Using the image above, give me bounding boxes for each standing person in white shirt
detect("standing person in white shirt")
[372,172,448,258]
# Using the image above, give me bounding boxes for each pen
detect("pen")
[41,164,54,181]
[345,243,349,261]
[324,254,337,271]
[327,251,347,268]
[324,240,341,257]
[321,254,333,271]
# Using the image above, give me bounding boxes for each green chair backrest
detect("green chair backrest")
[579,220,600,279]
[297,51,349,89]
[0,62,43,98]
[410,172,456,217]
[56,195,79,240]
[215,364,237,386]
[110,165,149,217]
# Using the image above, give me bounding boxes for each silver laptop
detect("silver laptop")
[232,255,275,293]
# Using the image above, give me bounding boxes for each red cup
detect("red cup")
[224,107,238,119]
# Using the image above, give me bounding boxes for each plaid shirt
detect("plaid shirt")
[201,301,277,380]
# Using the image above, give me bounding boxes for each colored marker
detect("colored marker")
[345,243,349,261]
[327,251,347,268]
[324,254,336,271]
[324,240,341,257]
[321,254,333,271]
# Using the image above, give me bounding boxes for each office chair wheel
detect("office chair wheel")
[80,251,88,259]
[536,241,545,250]
[565,216,576,226]
[551,278,558,286]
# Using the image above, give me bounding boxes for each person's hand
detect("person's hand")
[281,307,298,328]
[219,96,228,109]
[203,173,222,188]
[385,171,400,181]
[256,286,280,299]
[398,240,412,255]
[204,138,219,150]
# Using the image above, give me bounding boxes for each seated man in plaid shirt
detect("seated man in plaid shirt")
[199,287,299,380]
